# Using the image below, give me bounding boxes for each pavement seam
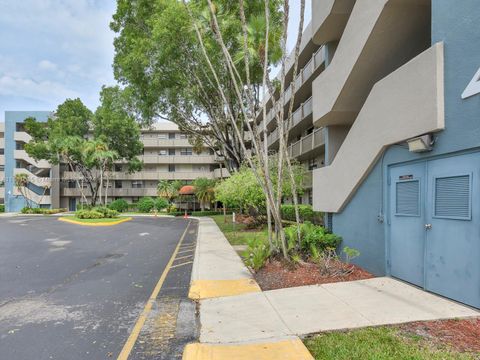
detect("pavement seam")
[319,284,375,326]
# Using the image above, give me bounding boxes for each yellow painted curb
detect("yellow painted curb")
[58,217,132,226]
[183,338,314,360]
[188,279,261,300]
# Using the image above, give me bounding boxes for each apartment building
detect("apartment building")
[0,122,5,204]
[260,0,480,309]
[3,111,226,212]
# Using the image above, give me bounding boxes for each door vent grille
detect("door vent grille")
[434,175,471,219]
[396,180,419,216]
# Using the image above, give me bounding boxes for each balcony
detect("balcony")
[62,171,216,181]
[259,47,326,131]
[0,155,4,165]
[288,128,325,159]
[266,97,314,148]
[141,155,216,164]
[62,187,159,197]
[0,187,4,200]
[142,138,191,148]
[213,167,230,179]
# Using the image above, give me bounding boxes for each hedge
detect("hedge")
[0,204,4,213]
[281,204,323,225]
[21,207,68,215]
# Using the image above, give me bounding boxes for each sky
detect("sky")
[0,0,311,122]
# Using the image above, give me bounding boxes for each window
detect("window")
[114,164,122,172]
[434,175,471,220]
[179,133,187,139]
[168,164,175,172]
[16,161,22,169]
[159,149,168,156]
[67,181,76,189]
[169,133,176,139]
[395,180,420,216]
[132,181,143,188]
[15,142,24,150]
[169,148,176,156]
[180,148,192,156]
[0,165,4,171]
[0,149,3,155]
[16,123,25,132]
[115,181,123,189]
[158,133,168,139]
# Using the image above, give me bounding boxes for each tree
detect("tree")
[24,97,143,206]
[110,0,283,171]
[14,173,32,208]
[111,0,307,259]
[193,178,216,211]
[157,180,182,203]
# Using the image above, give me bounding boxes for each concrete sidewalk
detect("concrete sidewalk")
[188,217,261,300]
[184,217,479,359]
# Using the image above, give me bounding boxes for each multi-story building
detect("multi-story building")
[0,122,5,204]
[3,111,227,212]
[259,0,480,309]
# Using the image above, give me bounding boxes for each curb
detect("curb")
[58,217,132,226]
[183,338,314,360]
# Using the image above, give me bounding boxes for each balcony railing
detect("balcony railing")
[141,155,216,164]
[258,45,326,129]
[62,170,216,181]
[142,138,191,147]
[266,97,313,147]
[288,128,325,158]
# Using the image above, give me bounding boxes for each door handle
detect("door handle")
[425,224,432,230]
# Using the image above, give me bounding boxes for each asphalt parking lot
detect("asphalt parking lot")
[0,216,197,360]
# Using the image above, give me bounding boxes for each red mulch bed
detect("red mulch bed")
[398,317,480,353]
[254,259,374,291]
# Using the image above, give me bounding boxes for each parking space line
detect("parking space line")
[117,221,191,360]
[170,261,193,269]
[174,254,194,262]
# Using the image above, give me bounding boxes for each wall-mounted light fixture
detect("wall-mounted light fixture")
[407,134,433,153]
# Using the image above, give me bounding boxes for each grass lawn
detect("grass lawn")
[304,326,476,360]
[210,214,268,246]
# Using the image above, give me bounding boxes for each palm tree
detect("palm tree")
[15,173,32,208]
[193,178,215,211]
[157,180,181,203]
[83,140,118,206]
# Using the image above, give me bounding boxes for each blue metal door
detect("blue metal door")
[425,153,480,308]
[389,163,426,287]
[69,198,76,212]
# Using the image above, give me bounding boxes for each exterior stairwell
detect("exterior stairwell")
[313,43,445,213]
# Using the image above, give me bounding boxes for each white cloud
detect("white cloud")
[0,0,117,119]
[38,60,58,72]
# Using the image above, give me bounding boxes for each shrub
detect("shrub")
[284,221,342,259]
[242,237,271,272]
[75,209,104,219]
[137,197,155,213]
[108,199,129,213]
[0,204,4,213]
[21,207,67,215]
[154,197,169,211]
[166,204,177,213]
[191,211,223,216]
[75,208,118,219]
[281,204,324,224]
